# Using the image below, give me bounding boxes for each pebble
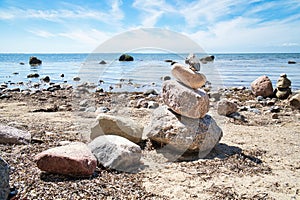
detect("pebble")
[270,106,280,113]
[95,107,110,114]
[73,76,80,81]
[85,107,96,112]
[272,113,279,119]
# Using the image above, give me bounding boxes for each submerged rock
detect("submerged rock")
[119,54,134,61]
[29,56,42,66]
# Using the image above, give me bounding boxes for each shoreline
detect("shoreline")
[0,84,299,199]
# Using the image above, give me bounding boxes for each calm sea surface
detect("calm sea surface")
[0,53,299,92]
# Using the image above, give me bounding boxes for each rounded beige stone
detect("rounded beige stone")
[171,63,206,89]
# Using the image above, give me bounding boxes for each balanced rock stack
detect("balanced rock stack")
[274,73,292,99]
[144,54,223,160]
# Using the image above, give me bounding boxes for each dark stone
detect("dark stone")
[119,54,134,61]
[27,73,40,78]
[164,59,173,63]
[200,55,215,62]
[29,56,42,66]
[41,76,50,83]
[288,60,296,64]
[73,76,80,81]
[99,60,107,64]
[0,157,10,200]
[19,62,25,65]
[60,74,65,77]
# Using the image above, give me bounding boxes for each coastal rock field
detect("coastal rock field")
[0,82,299,199]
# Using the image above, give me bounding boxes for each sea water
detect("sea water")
[0,53,299,92]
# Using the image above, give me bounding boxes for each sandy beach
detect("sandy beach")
[0,85,299,199]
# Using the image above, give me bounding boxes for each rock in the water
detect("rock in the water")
[0,124,31,144]
[73,76,80,81]
[29,56,42,66]
[251,75,274,97]
[27,73,40,78]
[162,80,209,118]
[200,55,215,63]
[34,142,97,176]
[119,54,134,61]
[88,135,141,172]
[0,157,10,200]
[41,76,50,83]
[99,60,107,64]
[288,60,296,64]
[171,63,206,89]
[185,53,201,71]
[290,94,300,109]
[144,106,222,158]
[217,99,238,116]
[90,114,143,144]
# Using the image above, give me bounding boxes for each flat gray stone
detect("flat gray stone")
[88,135,141,172]
[90,114,143,144]
[0,124,31,144]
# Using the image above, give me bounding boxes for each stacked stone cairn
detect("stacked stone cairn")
[144,54,223,160]
[274,73,292,99]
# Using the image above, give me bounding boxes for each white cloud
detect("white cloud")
[59,29,111,45]
[28,30,55,38]
[132,0,176,26]
[0,1,124,24]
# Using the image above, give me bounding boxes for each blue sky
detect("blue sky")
[0,0,299,53]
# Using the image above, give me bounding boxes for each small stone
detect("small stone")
[270,106,280,113]
[161,76,171,81]
[272,113,279,119]
[288,60,296,64]
[162,80,209,118]
[99,60,107,64]
[289,94,300,109]
[79,99,90,107]
[88,135,141,172]
[171,63,206,89]
[143,89,158,96]
[85,107,96,112]
[217,99,238,116]
[147,101,159,109]
[90,114,143,144]
[209,91,222,101]
[34,142,97,176]
[0,124,31,144]
[41,76,50,83]
[251,75,273,97]
[27,73,40,78]
[256,96,264,101]
[95,107,110,114]
[73,76,80,81]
